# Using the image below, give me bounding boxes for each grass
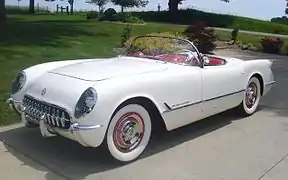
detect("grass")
[215,29,288,51]
[131,9,288,35]
[0,14,288,126]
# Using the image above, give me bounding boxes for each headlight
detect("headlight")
[74,87,97,119]
[11,71,26,94]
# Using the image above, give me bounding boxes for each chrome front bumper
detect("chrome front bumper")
[6,96,104,147]
[6,97,22,115]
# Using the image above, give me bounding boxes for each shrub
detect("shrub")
[114,12,131,21]
[183,21,217,54]
[125,16,144,24]
[231,26,240,42]
[124,33,188,55]
[98,11,145,24]
[131,9,234,27]
[100,8,117,21]
[285,44,288,55]
[271,16,288,25]
[113,12,144,24]
[124,32,184,48]
[131,9,288,35]
[86,11,99,20]
[121,25,132,47]
[260,37,284,54]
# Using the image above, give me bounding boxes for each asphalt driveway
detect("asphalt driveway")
[0,49,288,180]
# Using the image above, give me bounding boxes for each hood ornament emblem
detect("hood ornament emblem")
[41,88,47,96]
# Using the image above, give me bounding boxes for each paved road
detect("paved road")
[212,27,288,38]
[0,50,288,180]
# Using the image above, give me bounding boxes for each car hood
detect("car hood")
[48,56,168,81]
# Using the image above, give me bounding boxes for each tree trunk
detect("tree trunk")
[121,6,124,12]
[168,0,180,13]
[29,0,35,14]
[70,3,73,15]
[0,0,6,23]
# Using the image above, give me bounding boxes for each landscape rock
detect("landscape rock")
[241,45,249,50]
[248,46,259,52]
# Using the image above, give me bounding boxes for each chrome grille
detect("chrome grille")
[23,95,71,129]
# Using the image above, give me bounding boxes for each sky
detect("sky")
[7,0,287,20]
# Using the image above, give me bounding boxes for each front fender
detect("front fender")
[10,59,95,102]
[76,91,166,147]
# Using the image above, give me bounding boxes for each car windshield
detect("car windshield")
[122,36,200,66]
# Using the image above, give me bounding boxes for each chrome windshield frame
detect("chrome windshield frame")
[121,35,204,68]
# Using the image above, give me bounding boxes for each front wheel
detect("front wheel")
[237,77,261,116]
[106,104,152,162]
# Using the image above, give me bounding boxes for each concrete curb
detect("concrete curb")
[0,123,23,132]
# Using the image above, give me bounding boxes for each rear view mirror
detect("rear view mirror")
[203,55,210,65]
[113,48,125,54]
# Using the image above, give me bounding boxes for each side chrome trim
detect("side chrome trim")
[204,89,245,102]
[163,89,245,113]
[265,81,276,86]
[163,101,202,113]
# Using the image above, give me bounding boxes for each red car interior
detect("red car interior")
[207,56,226,66]
[132,52,226,66]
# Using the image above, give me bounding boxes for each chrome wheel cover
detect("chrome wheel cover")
[113,112,145,153]
[245,82,258,109]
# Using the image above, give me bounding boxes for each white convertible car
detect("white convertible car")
[7,35,275,162]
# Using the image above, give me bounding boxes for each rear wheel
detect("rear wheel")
[237,77,261,116]
[106,104,152,162]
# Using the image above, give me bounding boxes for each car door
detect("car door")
[200,62,246,117]
[161,65,204,131]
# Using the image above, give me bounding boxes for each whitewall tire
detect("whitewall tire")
[106,104,152,162]
[238,77,261,116]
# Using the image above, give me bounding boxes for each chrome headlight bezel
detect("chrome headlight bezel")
[74,87,98,119]
[11,71,26,94]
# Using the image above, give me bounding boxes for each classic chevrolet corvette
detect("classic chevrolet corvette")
[6,35,275,162]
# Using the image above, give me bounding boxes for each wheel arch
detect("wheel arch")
[249,73,264,95]
[110,96,168,133]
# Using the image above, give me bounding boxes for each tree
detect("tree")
[86,0,109,12]
[111,0,149,12]
[29,0,35,13]
[168,0,230,13]
[68,0,74,14]
[286,0,288,15]
[0,0,6,23]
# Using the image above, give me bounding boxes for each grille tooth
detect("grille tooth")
[51,108,56,125]
[60,112,66,127]
[44,114,48,123]
[56,110,60,127]
[23,95,71,129]
[48,114,52,124]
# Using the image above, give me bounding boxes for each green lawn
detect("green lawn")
[132,9,288,35]
[0,14,287,126]
[215,29,288,51]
